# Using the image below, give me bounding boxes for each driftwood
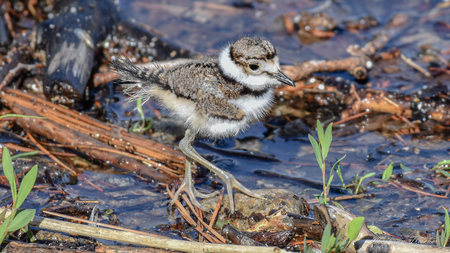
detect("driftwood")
[0,207,288,253]
[1,88,185,183]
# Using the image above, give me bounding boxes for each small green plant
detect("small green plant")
[308,120,345,204]
[432,160,450,177]
[436,208,450,247]
[382,162,394,181]
[130,98,153,133]
[303,217,365,253]
[0,147,37,243]
[354,172,376,194]
[320,223,347,253]
[333,159,346,188]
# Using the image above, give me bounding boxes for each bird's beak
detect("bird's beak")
[274,70,295,87]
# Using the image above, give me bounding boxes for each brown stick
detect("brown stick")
[282,13,411,81]
[0,63,43,91]
[2,88,185,169]
[6,101,177,184]
[4,143,76,157]
[26,132,77,175]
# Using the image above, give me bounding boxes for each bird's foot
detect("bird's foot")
[216,170,266,214]
[170,177,219,212]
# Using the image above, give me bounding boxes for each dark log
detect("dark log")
[36,0,192,107]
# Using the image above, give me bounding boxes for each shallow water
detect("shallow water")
[113,0,450,236]
[6,0,450,245]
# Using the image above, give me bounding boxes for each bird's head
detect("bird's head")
[219,36,295,90]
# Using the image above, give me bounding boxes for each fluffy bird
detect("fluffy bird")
[111,36,295,213]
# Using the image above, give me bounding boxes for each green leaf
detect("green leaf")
[399,163,411,172]
[326,174,335,189]
[361,172,376,181]
[436,169,450,177]
[306,239,314,253]
[0,114,45,120]
[27,226,36,242]
[347,217,365,242]
[332,155,346,187]
[444,208,450,245]
[328,235,336,251]
[337,238,349,251]
[322,123,333,160]
[308,134,323,168]
[367,225,383,234]
[382,162,394,181]
[8,209,35,232]
[136,97,143,107]
[318,195,326,205]
[435,160,450,167]
[20,226,28,233]
[10,151,40,160]
[136,98,145,120]
[0,215,12,238]
[317,120,324,145]
[331,155,346,171]
[2,148,17,202]
[334,231,342,248]
[321,223,331,253]
[16,165,38,209]
[303,236,308,253]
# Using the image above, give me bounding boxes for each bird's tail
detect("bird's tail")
[110,55,163,104]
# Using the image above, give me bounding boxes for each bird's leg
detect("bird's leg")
[171,133,219,212]
[179,129,265,214]
[171,159,218,211]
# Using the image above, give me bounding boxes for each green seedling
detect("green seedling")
[0,151,39,162]
[436,208,450,247]
[0,147,37,243]
[432,160,450,177]
[308,120,345,204]
[432,160,450,170]
[382,162,394,181]
[130,98,153,133]
[354,172,376,194]
[303,211,365,252]
[332,157,346,188]
[347,217,365,243]
[315,217,364,253]
[303,236,314,253]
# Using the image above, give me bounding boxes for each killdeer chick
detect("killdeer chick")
[111,36,295,213]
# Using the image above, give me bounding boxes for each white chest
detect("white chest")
[229,90,274,121]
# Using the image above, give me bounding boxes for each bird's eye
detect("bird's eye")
[249,64,259,71]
